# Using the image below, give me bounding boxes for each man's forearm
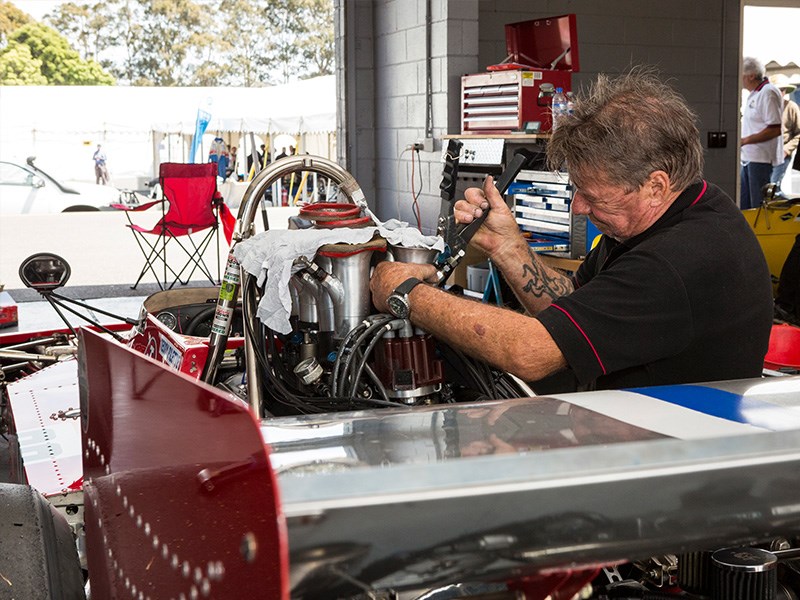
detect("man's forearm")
[408,284,567,381]
[491,243,574,315]
[743,124,781,146]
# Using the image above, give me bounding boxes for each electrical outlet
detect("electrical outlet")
[416,138,435,153]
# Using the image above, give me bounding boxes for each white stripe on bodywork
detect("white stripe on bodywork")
[549,389,767,439]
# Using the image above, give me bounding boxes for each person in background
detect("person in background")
[208,137,229,178]
[226,146,239,181]
[93,144,110,185]
[741,57,784,209]
[248,145,267,174]
[370,70,773,393]
[770,76,800,199]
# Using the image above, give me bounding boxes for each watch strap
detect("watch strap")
[393,277,423,296]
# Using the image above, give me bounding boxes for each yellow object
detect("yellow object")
[743,201,800,294]
[293,171,310,205]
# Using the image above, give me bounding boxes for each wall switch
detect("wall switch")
[707,131,727,148]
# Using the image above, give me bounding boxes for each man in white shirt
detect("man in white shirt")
[741,57,784,209]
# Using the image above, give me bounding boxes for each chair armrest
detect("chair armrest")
[111,198,164,211]
[212,191,225,207]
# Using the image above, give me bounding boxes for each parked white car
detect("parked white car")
[0,157,141,215]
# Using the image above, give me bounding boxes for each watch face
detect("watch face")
[387,294,409,318]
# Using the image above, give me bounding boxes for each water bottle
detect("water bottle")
[551,87,568,131]
[566,91,575,116]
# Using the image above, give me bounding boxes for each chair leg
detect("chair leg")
[168,228,218,288]
[130,230,183,290]
[129,230,167,291]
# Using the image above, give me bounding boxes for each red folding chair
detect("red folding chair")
[115,163,235,290]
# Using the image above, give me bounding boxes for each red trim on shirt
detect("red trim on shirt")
[550,304,607,374]
[690,180,708,207]
[754,79,769,92]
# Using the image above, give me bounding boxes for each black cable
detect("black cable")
[479,359,498,398]
[453,348,492,397]
[331,319,371,397]
[348,324,391,400]
[437,344,483,394]
[363,363,392,404]
[336,315,393,397]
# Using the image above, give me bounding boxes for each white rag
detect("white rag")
[233,219,444,334]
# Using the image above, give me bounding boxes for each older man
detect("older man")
[741,57,784,209]
[371,71,773,392]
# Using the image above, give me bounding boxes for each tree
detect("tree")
[296,0,334,78]
[0,1,30,46]
[264,0,307,84]
[47,2,93,59]
[96,0,146,85]
[13,0,335,86]
[217,0,275,87]
[0,42,46,84]
[0,22,114,85]
[131,0,212,86]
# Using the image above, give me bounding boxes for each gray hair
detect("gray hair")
[546,69,703,193]
[742,57,765,79]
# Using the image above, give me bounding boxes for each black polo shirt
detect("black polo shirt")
[536,180,773,390]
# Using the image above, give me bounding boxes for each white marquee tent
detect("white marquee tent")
[0,76,336,189]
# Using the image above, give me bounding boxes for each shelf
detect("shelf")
[443,133,551,140]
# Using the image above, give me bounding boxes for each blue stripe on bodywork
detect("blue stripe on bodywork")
[627,385,800,432]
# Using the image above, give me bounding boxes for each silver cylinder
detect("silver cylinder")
[292,275,319,325]
[315,249,375,339]
[297,272,335,333]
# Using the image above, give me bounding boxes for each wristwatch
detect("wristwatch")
[386,277,423,319]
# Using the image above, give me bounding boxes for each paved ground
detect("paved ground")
[0,210,231,292]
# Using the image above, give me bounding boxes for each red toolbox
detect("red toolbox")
[461,14,579,134]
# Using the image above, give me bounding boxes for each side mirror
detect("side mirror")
[19,253,71,292]
[31,176,45,189]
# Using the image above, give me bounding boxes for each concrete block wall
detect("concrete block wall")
[337,0,480,233]
[339,0,744,229]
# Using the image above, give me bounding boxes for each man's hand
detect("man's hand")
[370,261,438,313]
[454,176,526,261]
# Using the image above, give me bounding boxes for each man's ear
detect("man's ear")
[646,171,672,206]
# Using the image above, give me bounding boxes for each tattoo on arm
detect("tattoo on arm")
[521,248,573,300]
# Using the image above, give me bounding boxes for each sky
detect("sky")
[9,1,800,66]
[742,6,800,66]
